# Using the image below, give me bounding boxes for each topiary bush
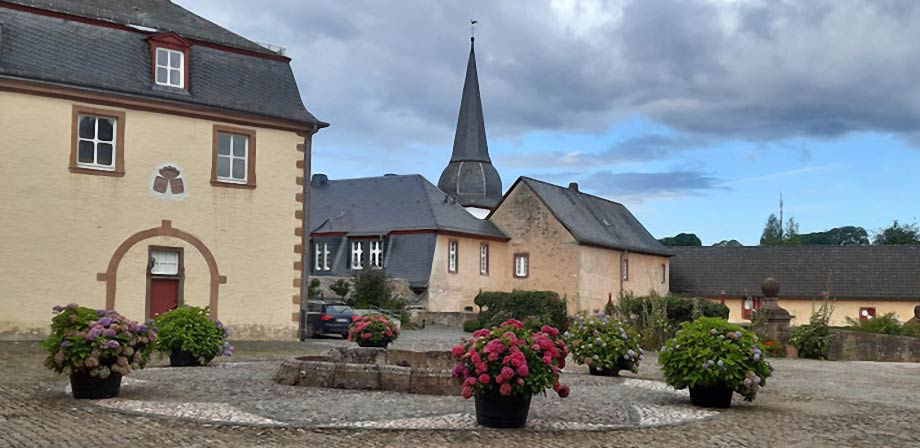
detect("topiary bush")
[659,317,773,402]
[463,318,483,333]
[564,313,643,374]
[474,291,567,330]
[155,306,232,364]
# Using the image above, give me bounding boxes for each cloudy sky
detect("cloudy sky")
[179,0,920,245]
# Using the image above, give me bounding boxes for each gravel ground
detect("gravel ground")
[2,329,920,447]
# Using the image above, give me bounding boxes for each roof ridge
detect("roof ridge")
[521,176,627,208]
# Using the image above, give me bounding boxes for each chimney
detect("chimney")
[568,182,579,192]
[311,173,328,187]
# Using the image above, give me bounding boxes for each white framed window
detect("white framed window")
[448,240,458,273]
[76,114,116,171]
[480,243,489,275]
[216,132,248,183]
[155,47,185,88]
[514,253,529,278]
[621,258,629,281]
[351,241,364,270]
[370,240,384,268]
[151,250,179,275]
[314,243,332,271]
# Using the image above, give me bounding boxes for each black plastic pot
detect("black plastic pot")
[169,349,212,367]
[589,365,621,377]
[357,340,389,349]
[70,372,122,399]
[474,391,533,428]
[689,385,734,408]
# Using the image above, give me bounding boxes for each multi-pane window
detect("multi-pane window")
[76,114,116,170]
[216,132,248,183]
[514,253,529,278]
[859,307,876,321]
[448,240,458,273]
[621,258,629,281]
[370,240,384,268]
[351,241,364,270]
[150,250,179,275]
[661,263,666,284]
[314,243,332,272]
[479,243,489,275]
[155,48,184,88]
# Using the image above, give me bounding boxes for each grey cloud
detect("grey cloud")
[577,170,726,201]
[177,0,920,150]
[502,133,710,169]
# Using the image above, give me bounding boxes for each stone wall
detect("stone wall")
[308,275,418,303]
[407,311,478,329]
[827,329,920,362]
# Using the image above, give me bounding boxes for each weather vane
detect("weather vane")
[470,19,478,42]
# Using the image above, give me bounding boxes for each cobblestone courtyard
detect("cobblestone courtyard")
[2,328,920,447]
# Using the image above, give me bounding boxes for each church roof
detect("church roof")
[438,38,503,209]
[501,177,673,257]
[670,246,920,300]
[310,174,509,240]
[0,0,324,127]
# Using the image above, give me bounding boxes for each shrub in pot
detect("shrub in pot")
[348,314,399,348]
[155,306,233,367]
[44,304,156,399]
[564,313,643,376]
[451,320,569,428]
[659,317,773,408]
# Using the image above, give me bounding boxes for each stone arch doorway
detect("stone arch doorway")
[97,220,227,319]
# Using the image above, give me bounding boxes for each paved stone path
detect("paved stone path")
[2,329,920,447]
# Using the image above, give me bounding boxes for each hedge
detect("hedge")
[616,294,729,328]
[473,290,567,330]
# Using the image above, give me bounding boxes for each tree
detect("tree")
[760,214,784,246]
[873,220,920,245]
[712,239,743,247]
[784,217,799,243]
[795,226,869,246]
[659,233,702,247]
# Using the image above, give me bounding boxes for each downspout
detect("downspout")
[299,124,318,340]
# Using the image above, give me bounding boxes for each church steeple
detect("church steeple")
[438,36,503,211]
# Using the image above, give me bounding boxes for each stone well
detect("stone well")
[274,346,458,395]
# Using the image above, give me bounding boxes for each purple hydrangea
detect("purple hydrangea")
[129,324,139,332]
[52,305,64,312]
[60,340,70,347]
[138,325,147,333]
[106,340,120,349]
[66,303,78,309]
[96,310,106,317]
[98,317,112,327]
[102,329,116,337]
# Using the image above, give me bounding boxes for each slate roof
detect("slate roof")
[0,1,324,126]
[669,246,920,300]
[438,39,502,209]
[310,174,509,240]
[505,177,673,257]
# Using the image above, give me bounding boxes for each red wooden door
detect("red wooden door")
[150,278,179,318]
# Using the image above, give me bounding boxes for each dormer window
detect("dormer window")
[155,48,184,88]
[147,32,191,90]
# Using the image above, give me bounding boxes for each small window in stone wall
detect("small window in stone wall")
[859,307,876,320]
[661,263,666,284]
[448,240,458,273]
[514,253,529,278]
[621,258,629,281]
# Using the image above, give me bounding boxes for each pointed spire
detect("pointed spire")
[450,39,490,162]
[438,33,503,210]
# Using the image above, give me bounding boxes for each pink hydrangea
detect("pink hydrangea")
[479,374,490,384]
[499,383,512,396]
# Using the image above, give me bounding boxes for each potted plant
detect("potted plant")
[564,313,643,376]
[659,317,773,408]
[155,306,233,367]
[44,304,156,399]
[450,319,570,428]
[348,314,399,348]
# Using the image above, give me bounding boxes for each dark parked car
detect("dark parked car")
[304,301,355,338]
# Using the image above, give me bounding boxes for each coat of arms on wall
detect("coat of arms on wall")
[153,165,185,195]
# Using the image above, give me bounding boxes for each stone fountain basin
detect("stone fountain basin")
[274,347,458,395]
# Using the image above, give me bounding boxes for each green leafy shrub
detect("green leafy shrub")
[474,291,567,330]
[845,313,920,337]
[462,318,483,333]
[349,269,406,313]
[790,303,833,359]
[348,314,400,346]
[155,306,232,364]
[330,279,351,299]
[614,294,729,349]
[44,304,156,378]
[564,314,643,374]
[659,317,773,402]
[307,278,321,299]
